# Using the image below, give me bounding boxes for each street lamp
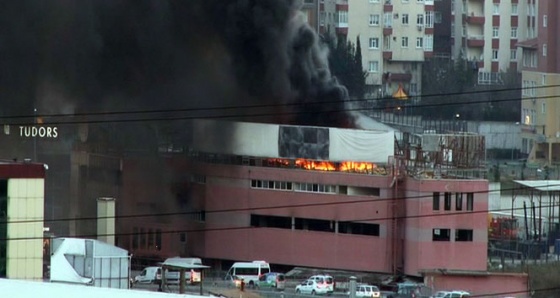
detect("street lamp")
[511,122,520,160]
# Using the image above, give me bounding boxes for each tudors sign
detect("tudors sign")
[19,126,58,138]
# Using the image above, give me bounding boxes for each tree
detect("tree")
[322,35,367,100]
[351,36,366,99]
[420,56,480,119]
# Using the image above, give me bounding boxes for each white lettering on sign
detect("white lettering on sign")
[19,126,58,138]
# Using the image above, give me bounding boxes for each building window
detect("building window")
[368,61,379,73]
[492,50,499,61]
[435,11,442,24]
[132,227,139,249]
[384,13,393,28]
[432,228,451,241]
[543,15,548,27]
[425,11,434,28]
[542,102,546,114]
[147,229,154,248]
[455,229,473,241]
[444,192,452,210]
[337,11,348,25]
[451,23,455,37]
[511,3,518,15]
[155,229,162,251]
[466,193,474,211]
[369,37,379,49]
[416,37,423,48]
[140,228,146,248]
[543,44,547,57]
[511,27,517,39]
[402,13,409,25]
[251,214,292,229]
[339,222,380,236]
[433,192,440,210]
[294,182,336,193]
[401,37,409,48]
[384,35,392,50]
[455,193,463,211]
[251,179,293,191]
[416,14,424,25]
[369,14,380,26]
[424,35,433,51]
[510,49,517,61]
[409,83,417,95]
[492,3,499,15]
[492,27,499,38]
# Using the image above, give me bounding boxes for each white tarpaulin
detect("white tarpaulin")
[50,238,93,285]
[50,238,130,289]
[191,119,394,163]
[329,128,394,163]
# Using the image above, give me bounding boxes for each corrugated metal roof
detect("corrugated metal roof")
[513,180,560,191]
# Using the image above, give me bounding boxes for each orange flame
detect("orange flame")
[296,159,336,171]
[262,158,380,174]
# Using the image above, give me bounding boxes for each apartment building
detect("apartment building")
[451,0,531,85]
[519,0,560,165]
[299,0,349,39]
[348,0,434,100]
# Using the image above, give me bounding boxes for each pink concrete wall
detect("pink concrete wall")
[199,163,393,272]
[424,273,529,298]
[204,228,391,273]
[403,179,489,275]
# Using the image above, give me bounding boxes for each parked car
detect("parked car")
[348,284,381,298]
[386,283,432,298]
[442,291,470,298]
[307,274,334,294]
[256,272,286,291]
[431,291,450,298]
[296,279,331,295]
[225,274,243,288]
[134,266,190,285]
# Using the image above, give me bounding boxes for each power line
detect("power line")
[2,182,560,240]
[2,180,557,225]
[0,83,557,125]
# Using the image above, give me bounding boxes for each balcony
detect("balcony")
[383,27,393,35]
[466,15,485,25]
[383,51,392,60]
[466,35,484,47]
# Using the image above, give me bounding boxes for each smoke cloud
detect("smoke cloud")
[0,0,352,128]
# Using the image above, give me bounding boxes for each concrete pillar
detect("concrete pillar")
[97,197,116,245]
[349,276,357,298]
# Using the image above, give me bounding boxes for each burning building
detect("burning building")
[118,118,491,278]
[0,2,509,291]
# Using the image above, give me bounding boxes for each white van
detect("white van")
[134,266,161,284]
[225,260,271,288]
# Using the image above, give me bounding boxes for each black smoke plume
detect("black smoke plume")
[0,0,352,130]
